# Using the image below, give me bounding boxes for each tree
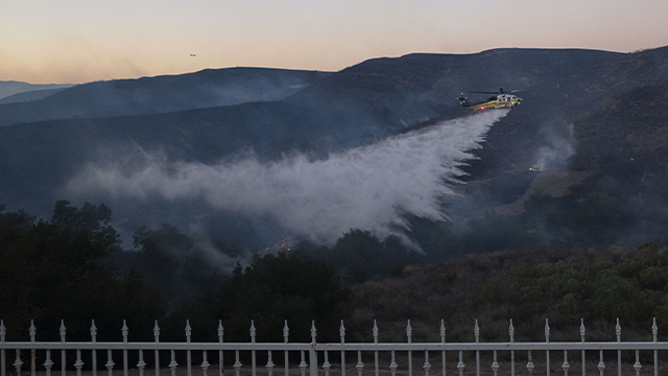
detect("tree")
[208,253,349,343]
[51,200,119,249]
[0,202,165,341]
[127,224,225,302]
[315,229,416,284]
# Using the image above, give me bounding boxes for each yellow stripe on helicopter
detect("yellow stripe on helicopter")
[457,88,523,111]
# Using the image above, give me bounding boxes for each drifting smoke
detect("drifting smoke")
[65,110,508,247]
[531,122,575,171]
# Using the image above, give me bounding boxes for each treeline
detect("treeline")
[4,200,668,346]
[0,201,355,342]
[346,243,668,344]
[0,202,162,341]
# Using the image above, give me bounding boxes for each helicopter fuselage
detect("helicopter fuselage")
[458,92,523,110]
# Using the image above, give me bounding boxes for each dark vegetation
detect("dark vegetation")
[3,201,668,347]
[0,201,350,343]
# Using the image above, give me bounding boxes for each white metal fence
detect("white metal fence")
[0,318,665,376]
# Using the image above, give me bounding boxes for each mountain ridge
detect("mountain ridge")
[0,81,73,101]
[0,67,331,126]
[2,46,668,252]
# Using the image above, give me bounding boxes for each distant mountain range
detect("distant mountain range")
[0,68,330,125]
[0,81,73,104]
[2,47,668,252]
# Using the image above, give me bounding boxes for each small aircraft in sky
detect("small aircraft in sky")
[457,88,523,110]
[190,54,196,57]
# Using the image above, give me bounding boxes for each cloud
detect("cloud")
[65,110,508,247]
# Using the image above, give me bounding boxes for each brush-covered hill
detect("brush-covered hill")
[0,88,73,104]
[0,81,73,101]
[0,68,331,126]
[2,47,668,252]
[344,242,668,345]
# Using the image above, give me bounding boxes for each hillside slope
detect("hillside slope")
[0,68,331,126]
[0,81,73,100]
[2,47,668,252]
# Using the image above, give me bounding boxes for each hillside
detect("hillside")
[1,47,668,253]
[0,68,331,126]
[0,88,70,104]
[344,242,668,344]
[0,81,73,100]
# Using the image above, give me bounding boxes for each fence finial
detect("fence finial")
[60,320,66,342]
[283,320,289,343]
[0,320,6,342]
[440,320,446,343]
[122,320,129,342]
[508,319,514,343]
[339,320,346,344]
[90,320,98,342]
[616,318,621,343]
[218,320,224,343]
[652,317,658,342]
[474,319,479,343]
[373,320,379,344]
[406,320,412,343]
[580,318,586,342]
[153,320,160,342]
[29,320,36,342]
[545,319,550,342]
[186,320,192,343]
[311,321,317,344]
[250,320,257,343]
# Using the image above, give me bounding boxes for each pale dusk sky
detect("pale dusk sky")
[2,0,667,84]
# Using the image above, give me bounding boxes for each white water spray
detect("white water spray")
[66,110,508,246]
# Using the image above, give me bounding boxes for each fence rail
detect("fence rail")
[0,318,663,376]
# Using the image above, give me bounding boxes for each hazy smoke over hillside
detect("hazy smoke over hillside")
[66,110,508,247]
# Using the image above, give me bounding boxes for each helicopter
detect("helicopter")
[457,88,523,110]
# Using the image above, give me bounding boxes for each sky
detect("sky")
[2,0,667,84]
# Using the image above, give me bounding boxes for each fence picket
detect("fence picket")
[372,321,378,376]
[439,320,445,376]
[652,318,658,376]
[545,319,550,376]
[508,319,515,376]
[580,319,585,376]
[339,321,345,376]
[0,320,5,376]
[29,321,36,376]
[187,321,193,376]
[154,321,160,376]
[202,349,210,376]
[615,318,621,376]
[91,320,98,376]
[122,321,129,376]
[105,348,114,376]
[283,321,289,376]
[137,350,145,376]
[562,349,569,376]
[250,321,256,376]
[44,349,53,376]
[13,349,22,376]
[406,320,412,376]
[59,321,66,376]
[218,320,224,376]
[474,320,479,376]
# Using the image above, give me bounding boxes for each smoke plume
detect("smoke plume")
[65,110,508,247]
